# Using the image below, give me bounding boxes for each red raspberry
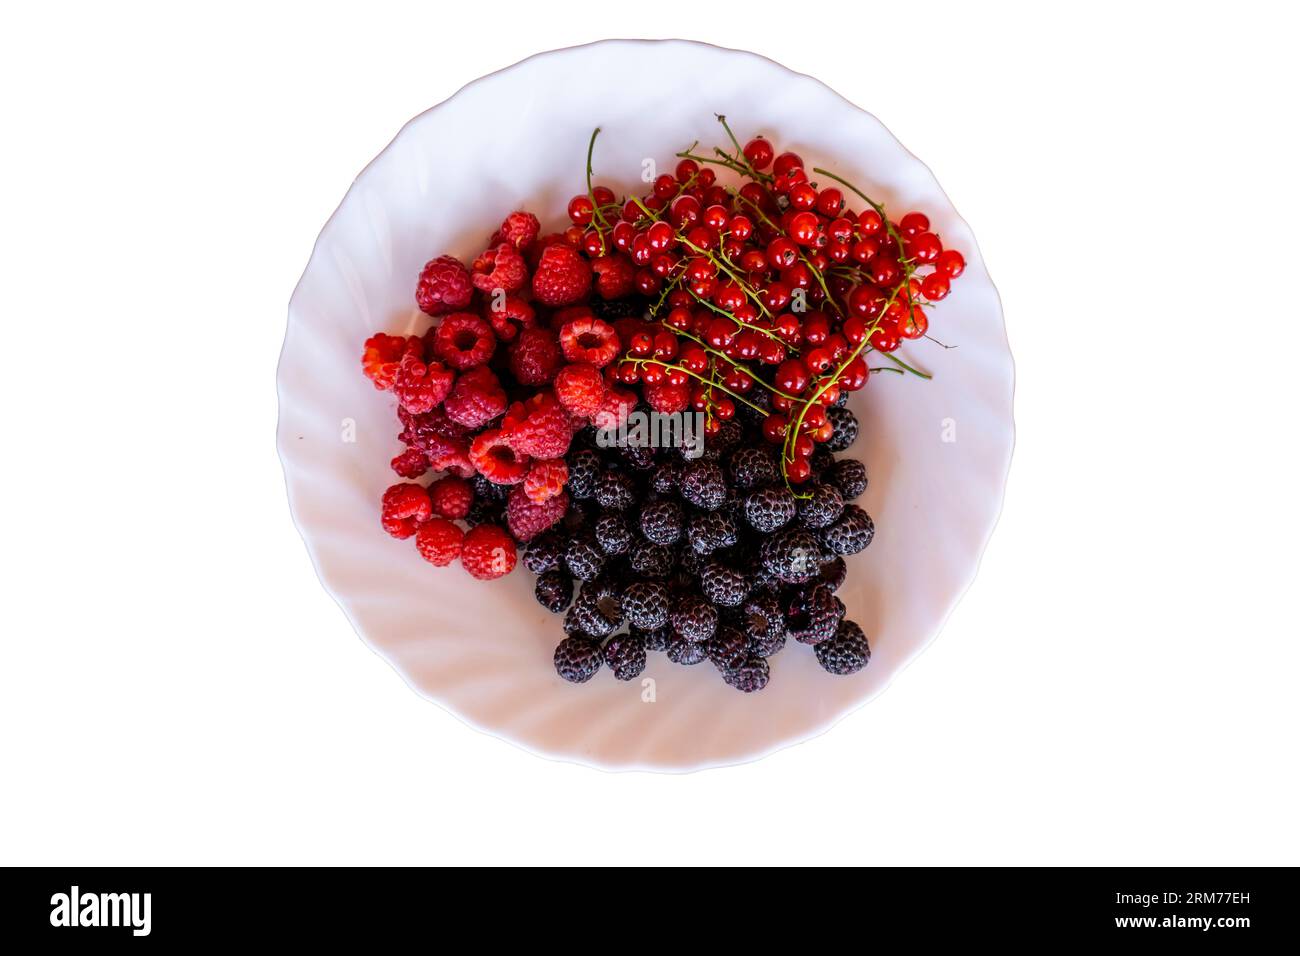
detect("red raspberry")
[558,314,620,368]
[523,459,568,504]
[593,385,637,431]
[469,429,530,485]
[361,333,421,390]
[531,244,592,307]
[590,253,636,300]
[470,242,528,294]
[506,485,569,542]
[460,523,517,580]
[381,483,432,539]
[414,518,464,567]
[645,381,691,414]
[525,232,577,269]
[398,406,467,461]
[427,475,473,519]
[508,326,562,385]
[483,296,534,343]
[492,211,540,251]
[391,447,429,479]
[502,392,574,459]
[553,362,605,418]
[443,366,506,428]
[428,441,475,478]
[416,256,473,316]
[392,351,455,414]
[431,312,496,370]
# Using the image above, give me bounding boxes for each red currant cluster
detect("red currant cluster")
[565,118,966,485]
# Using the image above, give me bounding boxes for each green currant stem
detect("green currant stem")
[725,186,781,232]
[869,367,905,375]
[586,128,610,255]
[799,253,845,319]
[626,193,776,330]
[628,194,662,225]
[675,143,752,178]
[781,279,909,472]
[664,325,801,403]
[685,288,786,347]
[680,239,773,319]
[925,333,957,350]
[811,166,915,274]
[625,358,769,417]
[715,115,774,184]
[880,350,932,379]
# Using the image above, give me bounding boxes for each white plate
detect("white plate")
[277,39,1014,772]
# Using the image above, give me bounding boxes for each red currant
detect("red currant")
[669,194,701,229]
[743,136,775,171]
[921,272,950,301]
[652,174,678,199]
[789,182,818,211]
[772,151,804,177]
[935,249,965,278]
[899,211,930,237]
[815,188,845,218]
[646,220,675,252]
[857,209,883,235]
[900,304,928,339]
[905,232,942,264]
[776,358,810,393]
[838,356,868,391]
[767,237,799,270]
[788,211,820,246]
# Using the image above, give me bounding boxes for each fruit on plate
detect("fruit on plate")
[358,118,967,691]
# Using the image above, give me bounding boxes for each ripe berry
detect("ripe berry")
[470,241,527,294]
[554,362,606,418]
[415,256,473,316]
[469,429,529,485]
[502,392,573,459]
[936,249,966,278]
[815,188,845,218]
[393,352,455,414]
[899,211,930,237]
[788,211,820,246]
[361,333,421,391]
[432,313,496,371]
[381,483,432,539]
[772,151,804,177]
[743,136,774,171]
[767,236,799,269]
[558,314,620,368]
[508,326,562,385]
[921,272,950,301]
[554,635,603,683]
[428,476,474,520]
[443,365,507,428]
[531,244,592,306]
[815,620,871,675]
[460,523,517,580]
[415,518,464,567]
[603,633,647,681]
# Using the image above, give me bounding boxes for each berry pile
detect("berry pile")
[360,118,965,692]
[537,411,873,691]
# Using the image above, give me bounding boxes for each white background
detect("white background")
[2,2,1297,865]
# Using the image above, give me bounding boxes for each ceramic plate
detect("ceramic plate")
[277,39,1014,771]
